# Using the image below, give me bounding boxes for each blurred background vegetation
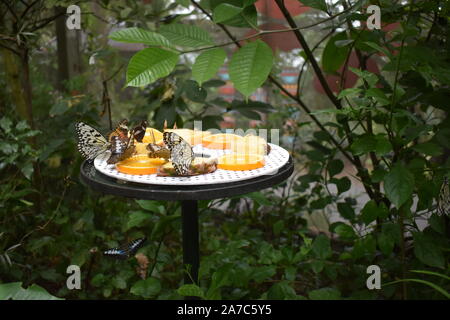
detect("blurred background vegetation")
[0,0,449,300]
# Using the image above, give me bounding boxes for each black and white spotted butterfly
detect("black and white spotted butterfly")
[163,132,194,175]
[75,122,110,161]
[75,120,147,163]
[103,237,147,260]
[438,176,449,216]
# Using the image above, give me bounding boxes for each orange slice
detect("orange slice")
[142,128,163,144]
[217,154,265,171]
[116,155,166,175]
[229,135,268,155]
[202,133,244,149]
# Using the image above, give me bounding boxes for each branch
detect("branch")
[274,0,341,109]
[1,0,18,22]
[20,0,40,19]
[189,0,357,166]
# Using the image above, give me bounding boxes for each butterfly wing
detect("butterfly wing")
[108,119,129,144]
[131,120,148,143]
[103,237,147,260]
[438,177,449,216]
[107,136,130,164]
[75,122,109,161]
[163,132,194,175]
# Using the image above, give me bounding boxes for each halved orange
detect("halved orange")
[116,155,166,175]
[229,135,268,155]
[217,153,265,171]
[202,133,244,149]
[142,128,164,144]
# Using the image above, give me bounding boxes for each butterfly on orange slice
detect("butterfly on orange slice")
[116,155,166,175]
[217,154,265,171]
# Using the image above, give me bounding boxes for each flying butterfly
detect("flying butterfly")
[103,237,147,260]
[75,122,110,161]
[163,132,194,176]
[438,176,449,216]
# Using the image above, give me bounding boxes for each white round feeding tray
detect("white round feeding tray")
[93,143,290,186]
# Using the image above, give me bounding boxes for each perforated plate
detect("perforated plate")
[94,143,290,186]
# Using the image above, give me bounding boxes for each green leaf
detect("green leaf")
[410,269,450,281]
[327,159,344,177]
[312,234,332,259]
[183,79,207,103]
[126,48,179,87]
[192,48,227,85]
[301,0,328,12]
[365,88,390,106]
[331,222,356,239]
[49,101,69,116]
[210,0,257,28]
[252,266,276,283]
[229,40,273,98]
[267,281,298,300]
[109,27,173,49]
[337,202,355,220]
[322,32,349,73]
[308,288,341,300]
[331,177,351,194]
[364,41,392,58]
[126,211,151,230]
[213,3,243,23]
[247,189,278,205]
[413,232,445,269]
[360,200,378,224]
[130,278,161,298]
[159,24,214,48]
[21,162,34,180]
[383,279,449,299]
[136,200,162,212]
[412,142,443,157]
[202,79,226,87]
[177,284,205,298]
[338,88,361,99]
[351,134,392,156]
[0,282,63,300]
[378,223,400,255]
[383,164,415,208]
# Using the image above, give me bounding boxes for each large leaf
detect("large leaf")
[383,164,415,208]
[229,40,273,98]
[322,32,350,73]
[130,278,161,298]
[177,284,205,298]
[109,27,173,49]
[209,0,257,28]
[302,0,328,12]
[159,24,214,48]
[0,282,63,300]
[213,3,243,23]
[192,48,227,85]
[312,234,332,259]
[126,48,179,87]
[413,233,445,269]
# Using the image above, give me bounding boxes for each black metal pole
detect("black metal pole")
[181,200,199,289]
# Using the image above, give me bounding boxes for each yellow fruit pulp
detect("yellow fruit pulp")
[217,153,265,171]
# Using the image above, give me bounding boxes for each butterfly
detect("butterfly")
[438,176,449,216]
[103,237,147,260]
[163,132,194,175]
[75,119,147,163]
[75,122,110,161]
